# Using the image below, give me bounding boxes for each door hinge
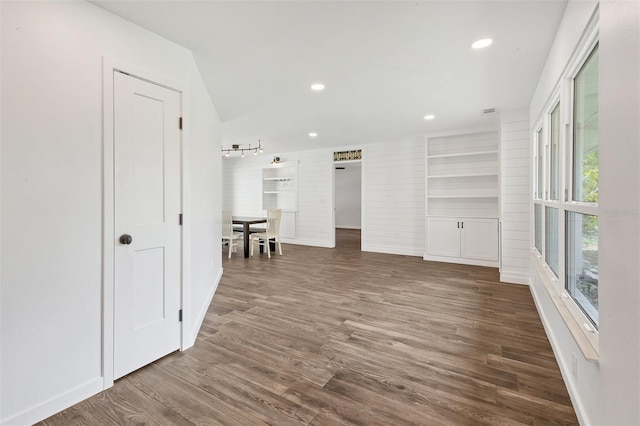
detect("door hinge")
[179,309,183,322]
[179,117,183,130]
[179,213,183,225]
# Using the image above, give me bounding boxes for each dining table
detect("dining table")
[232,216,267,258]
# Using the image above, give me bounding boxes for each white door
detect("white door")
[426,217,461,257]
[114,72,182,379]
[460,218,499,261]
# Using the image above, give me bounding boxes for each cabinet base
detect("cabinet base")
[423,254,498,268]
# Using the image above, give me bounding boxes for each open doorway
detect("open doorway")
[334,162,362,249]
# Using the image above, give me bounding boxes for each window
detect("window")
[535,128,544,200]
[565,43,599,327]
[549,104,560,201]
[532,40,599,336]
[566,212,599,326]
[572,45,599,203]
[534,204,543,254]
[545,207,559,276]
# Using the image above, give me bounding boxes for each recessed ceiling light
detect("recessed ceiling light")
[424,114,436,120]
[310,83,325,91]
[472,38,493,49]
[309,132,318,137]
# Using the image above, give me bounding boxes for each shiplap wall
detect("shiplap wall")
[500,110,531,284]
[362,138,425,256]
[222,148,334,247]
[223,139,425,255]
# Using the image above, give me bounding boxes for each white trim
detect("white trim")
[366,245,424,257]
[101,57,188,389]
[330,154,336,248]
[529,282,590,426]
[282,239,334,248]
[184,268,223,350]
[499,272,530,285]
[423,254,498,268]
[425,126,498,139]
[0,378,103,426]
[532,253,599,357]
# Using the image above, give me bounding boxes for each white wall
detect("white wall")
[223,138,425,254]
[500,110,531,284]
[598,0,639,422]
[335,163,362,229]
[223,147,335,248]
[0,1,222,424]
[362,138,424,256]
[186,62,223,347]
[529,1,640,424]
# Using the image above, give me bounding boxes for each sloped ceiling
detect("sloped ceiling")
[92,0,567,154]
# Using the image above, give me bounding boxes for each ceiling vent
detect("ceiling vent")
[482,108,497,115]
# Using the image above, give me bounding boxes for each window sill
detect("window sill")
[532,253,599,363]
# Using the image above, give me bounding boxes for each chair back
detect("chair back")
[266,209,281,237]
[222,211,234,238]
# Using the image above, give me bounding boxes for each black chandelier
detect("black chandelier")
[221,140,263,157]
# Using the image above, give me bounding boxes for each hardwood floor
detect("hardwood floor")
[40,229,577,425]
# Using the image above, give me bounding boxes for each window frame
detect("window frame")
[531,20,600,357]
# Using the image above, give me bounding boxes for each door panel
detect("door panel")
[461,218,499,261]
[114,72,181,379]
[426,217,460,257]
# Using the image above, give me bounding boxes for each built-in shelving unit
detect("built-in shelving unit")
[262,162,298,239]
[425,130,500,267]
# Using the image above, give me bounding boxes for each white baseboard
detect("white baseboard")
[529,282,589,426]
[1,377,103,426]
[362,244,423,257]
[499,272,530,285]
[282,238,334,248]
[423,254,498,268]
[184,267,223,351]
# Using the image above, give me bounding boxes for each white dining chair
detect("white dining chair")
[221,211,242,258]
[249,209,282,258]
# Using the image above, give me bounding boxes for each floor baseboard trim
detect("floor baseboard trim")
[363,245,423,257]
[1,377,103,426]
[184,267,223,350]
[499,272,530,285]
[529,283,590,426]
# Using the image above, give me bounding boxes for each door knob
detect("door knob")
[119,234,133,245]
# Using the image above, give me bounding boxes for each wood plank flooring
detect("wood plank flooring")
[40,229,577,425]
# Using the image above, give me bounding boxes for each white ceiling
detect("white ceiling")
[91,0,567,155]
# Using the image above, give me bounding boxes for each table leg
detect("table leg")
[243,223,251,258]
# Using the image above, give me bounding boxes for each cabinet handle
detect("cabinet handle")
[457,221,460,228]
[461,222,464,229]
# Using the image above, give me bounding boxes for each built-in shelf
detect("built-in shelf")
[425,131,500,267]
[263,190,296,194]
[426,150,498,159]
[427,173,499,179]
[427,194,498,199]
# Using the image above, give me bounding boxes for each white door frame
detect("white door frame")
[331,155,364,248]
[102,57,191,389]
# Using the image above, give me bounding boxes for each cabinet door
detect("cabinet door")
[426,217,461,257]
[460,218,498,261]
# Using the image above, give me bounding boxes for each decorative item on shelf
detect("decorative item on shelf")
[333,149,362,162]
[271,156,281,165]
[221,140,263,157]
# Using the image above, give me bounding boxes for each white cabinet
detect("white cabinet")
[460,218,499,261]
[425,217,460,257]
[425,130,500,267]
[262,162,297,239]
[426,217,499,266]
